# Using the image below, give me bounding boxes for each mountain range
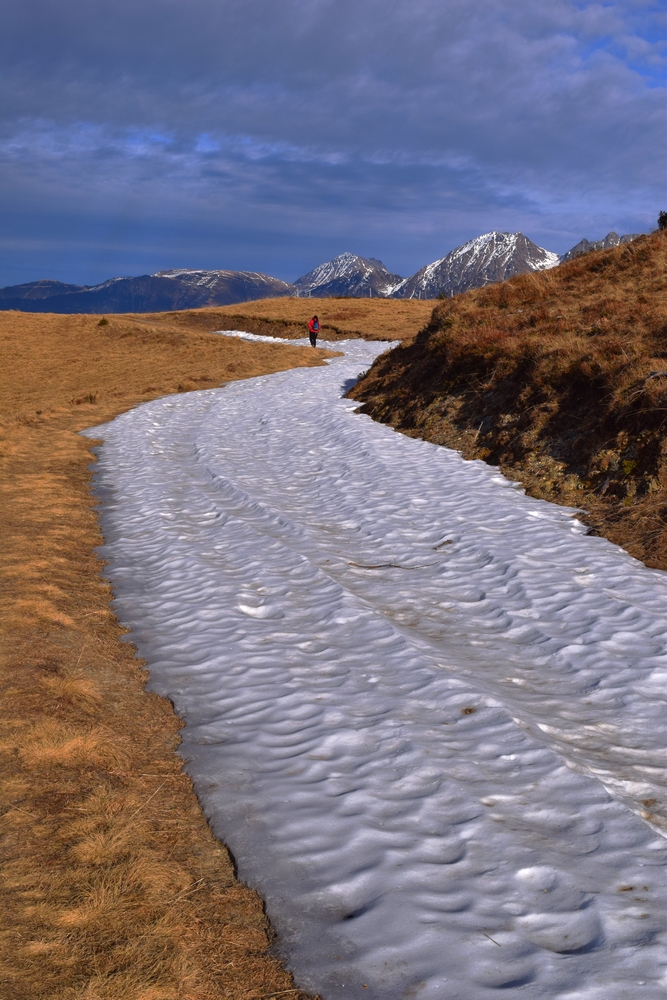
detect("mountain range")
[0,231,642,313]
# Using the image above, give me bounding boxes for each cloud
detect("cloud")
[0,0,664,284]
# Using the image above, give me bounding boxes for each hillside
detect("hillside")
[349,230,667,568]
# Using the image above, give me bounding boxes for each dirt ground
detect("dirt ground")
[0,310,331,999]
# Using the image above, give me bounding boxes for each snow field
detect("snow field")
[85,336,667,999]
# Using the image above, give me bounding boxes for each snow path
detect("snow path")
[85,336,667,999]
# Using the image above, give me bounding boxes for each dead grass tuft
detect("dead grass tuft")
[350,230,667,568]
[40,673,104,711]
[19,722,133,770]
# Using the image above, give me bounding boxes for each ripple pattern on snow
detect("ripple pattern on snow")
[85,336,667,999]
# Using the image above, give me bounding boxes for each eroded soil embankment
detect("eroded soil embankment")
[0,310,325,999]
[349,230,667,570]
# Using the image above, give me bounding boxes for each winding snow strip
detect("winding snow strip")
[85,335,667,999]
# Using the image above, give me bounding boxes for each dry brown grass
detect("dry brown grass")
[350,231,667,568]
[0,309,329,999]
[132,296,435,344]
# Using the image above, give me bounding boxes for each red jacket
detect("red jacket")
[308,318,319,333]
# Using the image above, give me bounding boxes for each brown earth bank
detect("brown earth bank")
[0,309,329,999]
[131,296,436,344]
[349,230,667,570]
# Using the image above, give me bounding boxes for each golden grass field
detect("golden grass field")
[0,309,343,1000]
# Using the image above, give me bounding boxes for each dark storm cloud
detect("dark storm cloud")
[0,1,664,284]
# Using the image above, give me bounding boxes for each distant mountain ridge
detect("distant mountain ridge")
[0,229,645,313]
[0,268,294,314]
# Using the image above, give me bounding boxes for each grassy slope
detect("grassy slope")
[350,230,667,569]
[0,310,330,999]
[132,296,436,343]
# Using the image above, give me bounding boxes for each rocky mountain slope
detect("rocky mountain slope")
[391,232,559,299]
[294,252,403,298]
[559,231,641,264]
[349,230,667,568]
[0,268,294,313]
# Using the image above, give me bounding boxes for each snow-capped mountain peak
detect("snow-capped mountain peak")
[392,232,559,300]
[294,253,403,298]
[444,231,558,270]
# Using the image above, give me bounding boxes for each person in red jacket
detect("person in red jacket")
[308,315,320,348]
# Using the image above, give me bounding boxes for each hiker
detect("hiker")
[308,315,320,348]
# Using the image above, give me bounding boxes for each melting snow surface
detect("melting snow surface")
[85,335,667,999]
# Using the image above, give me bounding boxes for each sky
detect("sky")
[1,0,665,286]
